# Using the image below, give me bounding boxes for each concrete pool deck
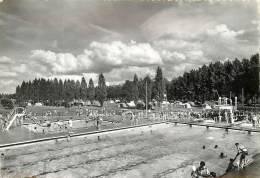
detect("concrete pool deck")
[0,122,260,178]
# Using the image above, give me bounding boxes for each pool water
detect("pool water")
[0,123,259,178]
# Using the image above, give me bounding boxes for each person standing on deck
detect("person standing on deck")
[230,111,234,124]
[96,115,102,130]
[224,111,228,124]
[218,112,221,122]
[235,143,248,169]
[252,113,257,128]
[68,119,73,133]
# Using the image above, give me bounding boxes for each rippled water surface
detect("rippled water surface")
[0,124,260,178]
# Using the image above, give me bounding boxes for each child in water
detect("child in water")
[191,161,216,178]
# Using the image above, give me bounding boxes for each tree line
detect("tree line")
[16,73,107,106]
[14,53,259,106]
[167,54,259,103]
[108,54,259,104]
[15,67,166,106]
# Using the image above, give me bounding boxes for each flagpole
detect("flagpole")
[146,80,148,119]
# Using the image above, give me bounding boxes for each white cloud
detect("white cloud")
[89,41,162,70]
[186,50,206,63]
[0,71,17,77]
[141,6,216,41]
[0,79,17,93]
[13,64,27,73]
[142,3,258,63]
[0,40,164,92]
[30,41,163,75]
[0,56,12,64]
[206,24,244,39]
[31,50,81,74]
[153,39,200,51]
[160,50,186,64]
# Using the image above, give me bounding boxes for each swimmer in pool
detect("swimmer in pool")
[191,161,211,178]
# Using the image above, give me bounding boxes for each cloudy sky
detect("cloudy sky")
[0,0,259,93]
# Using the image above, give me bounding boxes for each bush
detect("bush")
[136,102,145,109]
[0,98,14,109]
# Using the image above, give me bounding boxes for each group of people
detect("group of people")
[168,109,260,127]
[206,110,260,125]
[191,143,249,178]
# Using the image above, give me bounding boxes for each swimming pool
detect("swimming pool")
[0,123,259,178]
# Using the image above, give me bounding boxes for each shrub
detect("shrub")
[0,98,14,109]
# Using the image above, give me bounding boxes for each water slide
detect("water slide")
[4,107,26,131]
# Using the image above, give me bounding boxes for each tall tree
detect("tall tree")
[53,78,59,103]
[154,66,165,103]
[96,73,107,107]
[20,81,27,101]
[58,79,64,101]
[80,77,88,100]
[88,78,95,104]
[75,80,81,99]
[140,75,153,102]
[64,79,73,102]
[132,74,139,103]
[107,85,122,100]
[15,85,21,102]
[121,80,133,102]
[249,54,259,98]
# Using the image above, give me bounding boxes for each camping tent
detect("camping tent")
[184,103,191,109]
[203,103,212,110]
[35,102,43,106]
[127,101,136,108]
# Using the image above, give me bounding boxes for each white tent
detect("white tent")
[115,99,120,103]
[203,104,212,110]
[162,101,170,105]
[127,101,136,107]
[184,103,191,109]
[35,102,43,106]
[174,101,183,105]
[119,103,127,108]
